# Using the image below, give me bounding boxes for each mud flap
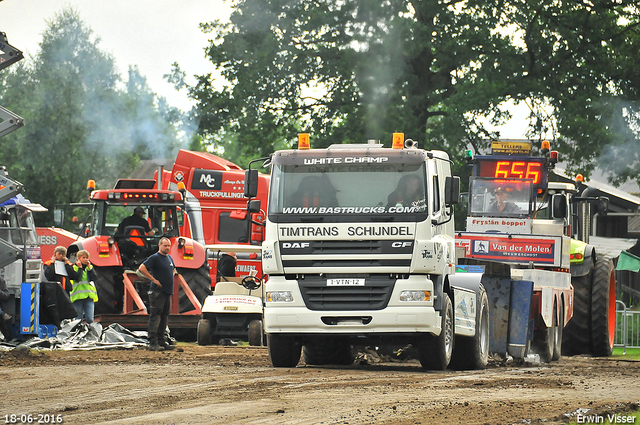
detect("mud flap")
[456,261,534,360]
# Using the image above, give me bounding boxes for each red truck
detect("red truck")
[159,149,270,285]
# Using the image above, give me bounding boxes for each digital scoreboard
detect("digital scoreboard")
[475,157,548,191]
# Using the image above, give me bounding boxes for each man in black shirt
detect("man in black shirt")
[138,237,176,351]
[116,206,157,236]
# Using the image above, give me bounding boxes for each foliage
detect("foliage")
[176,0,640,183]
[0,8,185,223]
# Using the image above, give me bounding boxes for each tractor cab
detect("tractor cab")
[106,204,182,269]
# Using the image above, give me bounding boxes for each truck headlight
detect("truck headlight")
[399,290,431,302]
[267,291,294,302]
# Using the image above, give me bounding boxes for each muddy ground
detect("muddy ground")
[0,345,638,425]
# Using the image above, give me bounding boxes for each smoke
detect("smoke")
[598,141,640,185]
[595,105,640,185]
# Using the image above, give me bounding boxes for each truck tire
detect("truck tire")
[552,300,563,361]
[449,287,490,370]
[268,334,301,368]
[591,257,615,357]
[418,294,453,370]
[303,339,354,366]
[562,272,592,356]
[93,266,124,315]
[248,319,264,346]
[197,318,212,346]
[533,301,556,363]
[177,265,212,313]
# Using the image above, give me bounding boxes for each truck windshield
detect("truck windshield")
[269,161,428,219]
[468,178,534,218]
[4,206,39,245]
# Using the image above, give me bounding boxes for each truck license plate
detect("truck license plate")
[327,278,365,286]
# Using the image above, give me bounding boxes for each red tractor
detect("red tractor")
[57,179,211,332]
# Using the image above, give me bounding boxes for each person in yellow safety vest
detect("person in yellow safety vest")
[70,250,99,324]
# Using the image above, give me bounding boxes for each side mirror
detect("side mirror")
[247,199,261,213]
[598,196,609,216]
[551,194,567,219]
[244,169,259,198]
[53,208,64,227]
[444,176,460,205]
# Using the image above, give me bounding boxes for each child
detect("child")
[70,250,99,323]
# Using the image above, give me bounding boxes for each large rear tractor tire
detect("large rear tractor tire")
[449,286,490,370]
[303,339,354,366]
[268,334,301,368]
[418,294,454,370]
[197,318,212,346]
[591,256,616,357]
[177,265,212,313]
[93,266,124,315]
[562,272,593,355]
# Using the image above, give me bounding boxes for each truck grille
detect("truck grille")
[283,259,409,268]
[280,239,413,271]
[298,275,395,311]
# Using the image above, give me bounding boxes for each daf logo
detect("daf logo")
[199,173,217,188]
[391,242,412,248]
[283,242,310,249]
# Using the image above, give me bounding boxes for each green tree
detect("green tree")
[176,0,640,183]
[0,8,185,222]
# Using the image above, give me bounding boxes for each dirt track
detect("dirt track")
[1,345,638,425]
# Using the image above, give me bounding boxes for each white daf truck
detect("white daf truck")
[256,134,491,370]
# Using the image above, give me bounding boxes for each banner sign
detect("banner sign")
[455,233,561,266]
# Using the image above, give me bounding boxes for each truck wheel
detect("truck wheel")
[197,319,212,346]
[449,287,490,370]
[533,301,556,363]
[562,272,592,356]
[591,257,615,357]
[248,319,264,346]
[177,265,212,313]
[418,294,453,370]
[268,334,301,368]
[303,339,354,366]
[93,266,124,315]
[552,300,563,361]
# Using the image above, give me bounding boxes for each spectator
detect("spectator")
[0,276,12,340]
[43,246,78,293]
[137,237,176,351]
[70,250,99,324]
[41,246,79,327]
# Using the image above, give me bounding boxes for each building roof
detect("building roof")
[552,167,640,212]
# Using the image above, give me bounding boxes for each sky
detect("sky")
[0,0,232,112]
[0,0,529,138]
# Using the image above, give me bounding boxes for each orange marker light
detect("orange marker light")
[392,133,405,149]
[177,182,186,191]
[87,180,96,190]
[541,140,550,151]
[298,133,310,150]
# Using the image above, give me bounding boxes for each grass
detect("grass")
[612,347,640,360]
